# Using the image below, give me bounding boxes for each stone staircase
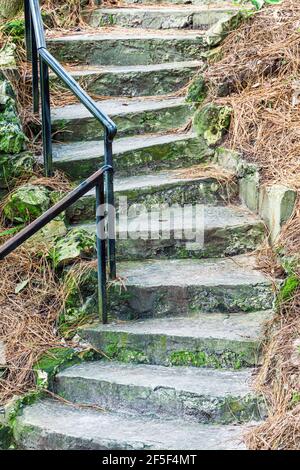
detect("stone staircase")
[13,1,274,450]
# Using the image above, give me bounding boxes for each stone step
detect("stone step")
[47,29,205,66]
[51,97,191,142]
[120,0,243,5]
[78,256,274,320]
[80,310,272,369]
[66,167,237,223]
[77,205,265,259]
[110,256,274,318]
[55,362,266,424]
[50,61,203,97]
[86,6,237,30]
[14,399,247,450]
[52,132,211,180]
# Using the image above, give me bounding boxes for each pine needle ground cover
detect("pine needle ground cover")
[201,0,300,449]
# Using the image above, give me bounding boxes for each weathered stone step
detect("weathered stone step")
[79,256,274,320]
[120,0,241,5]
[87,6,237,30]
[77,205,265,259]
[14,399,247,450]
[80,310,272,369]
[51,97,191,142]
[67,167,237,223]
[50,61,203,97]
[55,362,265,424]
[52,132,211,180]
[47,29,205,66]
[109,256,274,318]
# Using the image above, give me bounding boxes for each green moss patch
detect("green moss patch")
[169,350,247,370]
[193,103,232,146]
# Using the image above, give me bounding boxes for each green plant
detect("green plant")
[251,0,283,10]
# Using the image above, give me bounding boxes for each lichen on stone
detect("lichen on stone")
[186,75,208,104]
[193,103,232,146]
[3,184,51,224]
[204,11,250,48]
[48,227,95,268]
[0,79,27,156]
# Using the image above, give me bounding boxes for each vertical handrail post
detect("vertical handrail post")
[31,23,39,114]
[96,175,107,324]
[24,0,32,61]
[39,57,53,176]
[104,132,116,280]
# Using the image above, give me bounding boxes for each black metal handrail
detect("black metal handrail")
[24,0,117,279]
[0,166,112,323]
[0,1,119,323]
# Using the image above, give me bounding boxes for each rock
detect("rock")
[259,184,297,244]
[0,44,16,69]
[29,218,68,248]
[49,228,95,268]
[0,340,6,367]
[291,339,300,368]
[215,147,260,212]
[0,79,27,154]
[204,11,248,48]
[0,0,23,20]
[3,184,51,224]
[193,103,232,146]
[186,75,208,104]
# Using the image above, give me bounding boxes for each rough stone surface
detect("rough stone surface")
[56,361,266,424]
[87,7,236,30]
[203,11,248,47]
[14,399,248,449]
[53,132,212,180]
[0,341,6,367]
[104,256,274,319]
[3,184,51,223]
[0,79,27,155]
[51,97,192,141]
[49,227,95,268]
[259,184,297,244]
[47,31,205,66]
[51,61,203,97]
[80,310,273,368]
[239,172,260,213]
[0,43,16,68]
[78,204,265,259]
[193,103,232,145]
[66,169,237,223]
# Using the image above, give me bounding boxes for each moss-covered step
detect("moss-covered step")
[79,310,272,369]
[52,132,211,180]
[51,97,191,142]
[75,256,274,319]
[50,61,203,97]
[109,256,274,318]
[55,361,265,424]
[86,7,238,30]
[13,399,247,450]
[47,30,205,66]
[121,0,243,5]
[67,168,237,224]
[77,205,265,259]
